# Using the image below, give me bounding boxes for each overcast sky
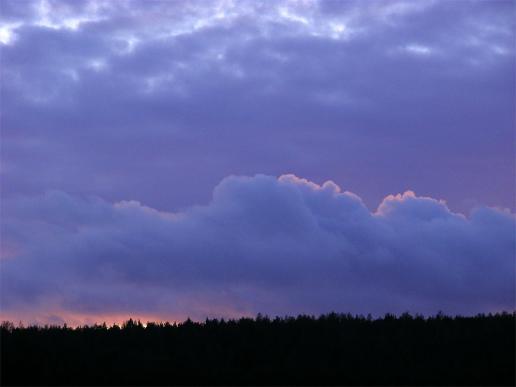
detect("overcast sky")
[1,0,514,324]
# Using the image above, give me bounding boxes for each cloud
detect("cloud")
[0,1,514,324]
[1,174,514,323]
[0,0,514,214]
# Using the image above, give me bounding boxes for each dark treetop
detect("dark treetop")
[1,311,515,386]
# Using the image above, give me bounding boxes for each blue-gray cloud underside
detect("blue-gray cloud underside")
[1,174,514,322]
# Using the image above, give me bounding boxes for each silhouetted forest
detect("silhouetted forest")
[1,312,514,386]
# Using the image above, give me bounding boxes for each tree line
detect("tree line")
[1,311,514,385]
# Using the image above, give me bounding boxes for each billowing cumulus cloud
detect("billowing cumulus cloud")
[1,174,514,324]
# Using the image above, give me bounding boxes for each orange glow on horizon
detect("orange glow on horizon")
[0,302,254,328]
[0,310,183,328]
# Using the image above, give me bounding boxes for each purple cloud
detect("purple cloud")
[1,174,514,323]
[0,0,514,214]
[0,1,514,324]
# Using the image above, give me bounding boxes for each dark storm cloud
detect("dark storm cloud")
[1,174,514,322]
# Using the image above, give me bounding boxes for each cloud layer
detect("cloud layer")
[1,0,514,214]
[1,174,514,324]
[1,1,514,324]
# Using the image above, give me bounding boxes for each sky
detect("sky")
[0,0,515,325]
